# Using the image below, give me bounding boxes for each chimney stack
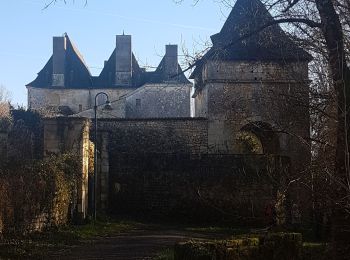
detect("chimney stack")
[165,45,178,81]
[115,35,132,86]
[52,35,67,87]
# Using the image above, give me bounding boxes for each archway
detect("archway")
[237,122,280,155]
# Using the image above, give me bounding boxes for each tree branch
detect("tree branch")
[182,17,321,75]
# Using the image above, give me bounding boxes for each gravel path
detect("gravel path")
[49,225,228,260]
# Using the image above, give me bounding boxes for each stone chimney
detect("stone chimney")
[52,35,67,87]
[115,34,132,86]
[164,45,178,80]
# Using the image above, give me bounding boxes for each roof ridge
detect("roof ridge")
[65,34,91,76]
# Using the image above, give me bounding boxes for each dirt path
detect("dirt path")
[49,225,229,260]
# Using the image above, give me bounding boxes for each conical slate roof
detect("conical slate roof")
[191,0,311,78]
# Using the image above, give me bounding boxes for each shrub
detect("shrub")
[0,153,81,236]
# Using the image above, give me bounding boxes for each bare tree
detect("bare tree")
[42,0,87,9]
[0,85,11,125]
[176,0,350,257]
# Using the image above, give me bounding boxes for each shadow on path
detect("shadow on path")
[49,224,231,260]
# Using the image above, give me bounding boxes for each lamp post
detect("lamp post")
[93,92,112,220]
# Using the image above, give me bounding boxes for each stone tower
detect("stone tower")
[191,0,311,175]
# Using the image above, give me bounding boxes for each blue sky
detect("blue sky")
[0,0,231,106]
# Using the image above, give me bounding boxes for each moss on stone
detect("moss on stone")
[174,233,303,260]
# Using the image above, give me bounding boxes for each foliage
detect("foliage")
[0,85,12,132]
[0,115,11,133]
[62,218,138,239]
[0,153,81,236]
[236,131,263,154]
[153,248,175,260]
[0,218,139,259]
[7,108,44,160]
[302,242,329,260]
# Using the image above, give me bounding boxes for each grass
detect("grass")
[185,226,251,236]
[0,217,140,259]
[0,219,329,259]
[153,248,174,260]
[150,242,328,260]
[302,242,329,260]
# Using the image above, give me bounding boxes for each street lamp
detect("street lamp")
[93,92,112,220]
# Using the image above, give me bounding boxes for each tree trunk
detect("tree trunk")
[315,0,350,258]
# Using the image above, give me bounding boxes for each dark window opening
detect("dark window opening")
[79,104,82,112]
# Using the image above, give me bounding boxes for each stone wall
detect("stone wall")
[125,83,191,118]
[194,60,310,171]
[108,153,289,224]
[27,87,134,114]
[101,118,208,155]
[74,98,126,119]
[97,118,290,224]
[194,60,311,223]
[94,118,207,211]
[202,61,308,82]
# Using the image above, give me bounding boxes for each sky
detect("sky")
[0,0,231,106]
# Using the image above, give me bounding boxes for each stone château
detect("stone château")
[29,0,311,224]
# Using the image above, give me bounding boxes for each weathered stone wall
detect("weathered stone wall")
[96,118,289,224]
[108,153,289,224]
[94,118,207,211]
[101,118,208,155]
[74,98,126,119]
[195,61,310,167]
[194,86,208,118]
[27,87,134,114]
[194,60,311,222]
[43,117,91,220]
[125,83,191,118]
[202,61,308,82]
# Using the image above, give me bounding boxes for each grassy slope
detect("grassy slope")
[0,219,140,259]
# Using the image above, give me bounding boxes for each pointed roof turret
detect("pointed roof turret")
[191,0,311,78]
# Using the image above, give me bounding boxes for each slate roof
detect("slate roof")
[92,49,146,88]
[143,56,190,84]
[26,34,93,89]
[27,35,190,89]
[92,48,190,87]
[190,0,312,78]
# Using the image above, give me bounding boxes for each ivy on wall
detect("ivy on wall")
[0,153,81,236]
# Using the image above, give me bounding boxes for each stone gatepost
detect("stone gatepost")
[43,117,91,221]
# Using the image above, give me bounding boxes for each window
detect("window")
[136,99,141,108]
[79,104,83,112]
